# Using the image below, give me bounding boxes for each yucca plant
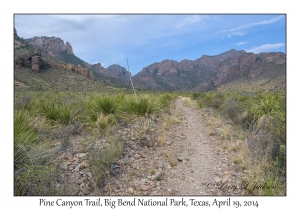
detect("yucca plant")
[245,93,285,130]
[14,110,38,195]
[125,95,157,117]
[55,105,79,124]
[14,110,38,170]
[91,94,123,116]
[33,96,79,124]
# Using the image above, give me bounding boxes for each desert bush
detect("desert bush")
[125,95,158,117]
[159,93,174,108]
[193,92,226,109]
[191,92,204,100]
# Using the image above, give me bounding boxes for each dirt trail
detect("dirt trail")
[160,98,245,195]
[56,97,246,196]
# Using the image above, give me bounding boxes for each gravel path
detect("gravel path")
[161,98,245,195]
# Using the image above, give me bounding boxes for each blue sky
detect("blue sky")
[14,14,286,75]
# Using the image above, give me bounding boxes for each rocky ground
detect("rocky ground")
[46,98,247,196]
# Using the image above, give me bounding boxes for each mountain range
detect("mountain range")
[14,28,286,92]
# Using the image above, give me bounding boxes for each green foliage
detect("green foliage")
[15,165,61,196]
[159,93,173,108]
[191,92,204,100]
[14,92,33,110]
[14,67,124,94]
[274,145,286,169]
[32,94,80,124]
[96,114,117,129]
[192,92,225,109]
[241,93,286,138]
[261,169,285,196]
[14,110,38,170]
[198,101,203,108]
[88,138,123,186]
[125,95,158,117]
[91,94,124,116]
[14,110,59,195]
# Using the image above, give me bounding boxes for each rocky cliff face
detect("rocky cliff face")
[106,64,130,80]
[52,62,94,80]
[26,36,74,56]
[133,49,286,91]
[14,50,43,72]
[91,63,131,80]
[91,63,106,73]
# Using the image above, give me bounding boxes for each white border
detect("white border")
[3,1,298,209]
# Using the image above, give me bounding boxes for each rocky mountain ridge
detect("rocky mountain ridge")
[26,36,74,56]
[133,49,286,91]
[91,63,131,81]
[16,29,132,83]
[14,28,286,92]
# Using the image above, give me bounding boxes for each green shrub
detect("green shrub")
[159,94,173,108]
[198,101,203,108]
[194,92,225,109]
[125,95,157,117]
[191,92,203,100]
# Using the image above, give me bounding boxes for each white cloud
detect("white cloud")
[56,15,113,20]
[174,15,208,28]
[227,31,248,38]
[236,39,252,46]
[222,15,284,33]
[246,43,285,53]
[237,41,247,46]
[220,15,284,39]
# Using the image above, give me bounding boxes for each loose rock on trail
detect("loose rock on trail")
[50,97,246,196]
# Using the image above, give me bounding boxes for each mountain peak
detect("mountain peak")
[133,50,285,91]
[25,36,74,56]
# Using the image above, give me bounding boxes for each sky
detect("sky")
[14,14,286,75]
